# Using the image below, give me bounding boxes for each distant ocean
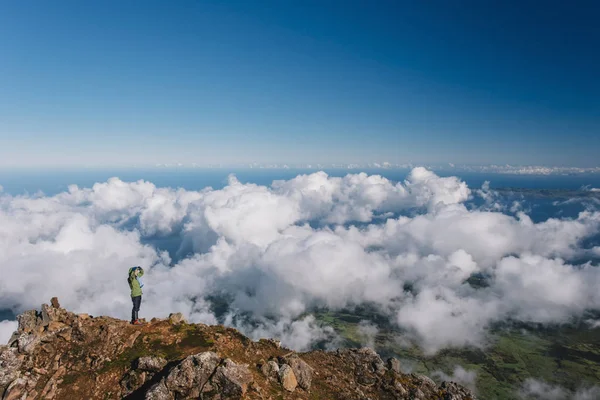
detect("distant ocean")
[1,168,600,196]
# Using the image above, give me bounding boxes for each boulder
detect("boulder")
[414,374,437,390]
[281,354,313,390]
[211,358,254,398]
[278,364,298,392]
[137,356,168,372]
[260,360,279,380]
[440,381,476,400]
[359,348,386,375]
[352,348,385,386]
[387,357,401,374]
[168,313,186,325]
[164,351,220,398]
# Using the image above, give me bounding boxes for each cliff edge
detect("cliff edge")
[0,299,475,399]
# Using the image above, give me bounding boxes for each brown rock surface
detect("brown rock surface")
[278,364,298,392]
[50,297,61,309]
[211,358,254,398]
[282,353,313,390]
[167,312,186,325]
[0,299,476,400]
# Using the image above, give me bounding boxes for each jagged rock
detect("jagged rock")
[362,348,387,376]
[387,357,401,373]
[278,364,298,392]
[0,346,22,396]
[47,321,67,332]
[374,359,386,376]
[281,354,313,390]
[357,347,379,358]
[3,377,27,400]
[394,380,408,396]
[440,381,475,400]
[3,374,37,400]
[51,297,60,308]
[145,381,173,400]
[137,356,168,372]
[40,303,72,327]
[414,374,437,390]
[17,310,39,333]
[260,360,279,380]
[17,333,40,354]
[41,304,53,325]
[56,327,72,342]
[168,313,186,324]
[5,301,475,400]
[211,358,254,398]
[164,351,220,398]
[352,347,385,386]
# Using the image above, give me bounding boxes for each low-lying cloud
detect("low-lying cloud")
[518,379,600,400]
[1,168,599,353]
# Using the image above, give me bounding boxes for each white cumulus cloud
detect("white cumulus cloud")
[0,168,599,352]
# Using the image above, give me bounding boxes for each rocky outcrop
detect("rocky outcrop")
[0,299,476,399]
[259,360,279,381]
[0,346,22,398]
[161,351,221,398]
[167,313,186,325]
[388,356,401,373]
[210,358,254,398]
[280,353,313,390]
[278,364,298,392]
[440,381,476,400]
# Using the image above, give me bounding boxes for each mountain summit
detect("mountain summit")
[0,299,475,399]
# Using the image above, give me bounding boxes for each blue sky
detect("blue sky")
[0,0,598,167]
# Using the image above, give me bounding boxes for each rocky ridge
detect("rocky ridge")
[0,299,475,399]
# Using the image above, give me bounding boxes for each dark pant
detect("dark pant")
[131,295,142,322]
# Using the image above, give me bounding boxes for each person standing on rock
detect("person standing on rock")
[128,266,144,325]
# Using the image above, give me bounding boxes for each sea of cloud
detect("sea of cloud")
[1,167,599,353]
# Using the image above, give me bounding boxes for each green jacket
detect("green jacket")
[128,267,144,297]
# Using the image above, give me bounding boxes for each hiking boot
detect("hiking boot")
[131,319,143,325]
